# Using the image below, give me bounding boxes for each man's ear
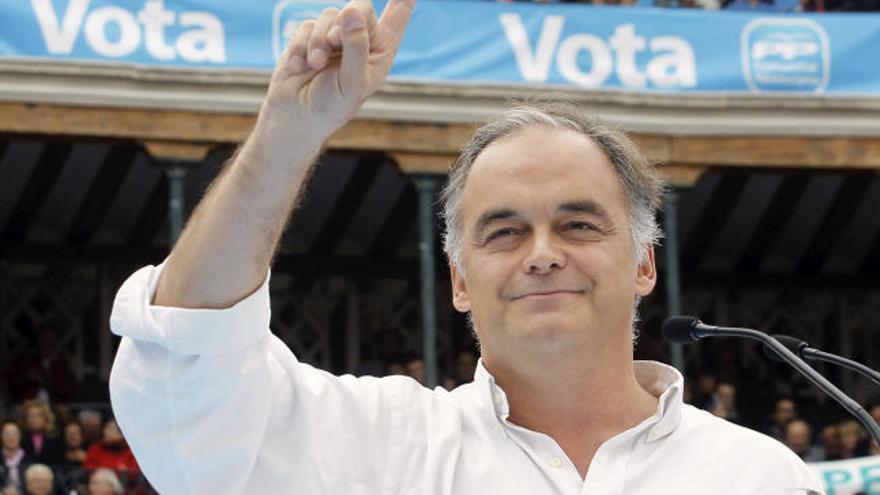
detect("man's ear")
[635,245,657,297]
[449,262,471,313]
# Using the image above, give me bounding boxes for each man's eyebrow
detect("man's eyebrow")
[559,201,613,224]
[474,208,518,237]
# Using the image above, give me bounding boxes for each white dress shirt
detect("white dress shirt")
[109,263,825,494]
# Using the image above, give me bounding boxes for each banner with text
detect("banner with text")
[2,0,880,95]
[809,455,880,495]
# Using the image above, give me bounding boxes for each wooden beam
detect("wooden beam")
[389,152,455,174]
[3,101,880,170]
[670,136,880,169]
[142,141,213,161]
[656,165,707,188]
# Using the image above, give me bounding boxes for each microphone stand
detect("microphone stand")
[800,349,880,388]
[692,322,880,447]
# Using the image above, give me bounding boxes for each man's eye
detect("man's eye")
[486,228,518,242]
[567,222,597,231]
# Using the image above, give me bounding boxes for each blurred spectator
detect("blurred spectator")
[1,484,21,495]
[837,420,870,459]
[764,398,797,440]
[784,420,823,462]
[820,424,841,461]
[60,422,87,466]
[454,351,478,386]
[1,422,31,492]
[723,0,799,9]
[77,411,102,448]
[404,357,426,385]
[20,401,63,466]
[86,468,123,495]
[22,464,53,495]
[710,382,741,424]
[83,419,139,479]
[385,362,405,376]
[691,371,717,410]
[869,400,880,426]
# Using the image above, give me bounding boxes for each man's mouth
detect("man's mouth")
[510,289,584,300]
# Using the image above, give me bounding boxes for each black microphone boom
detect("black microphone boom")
[763,335,880,387]
[661,316,880,446]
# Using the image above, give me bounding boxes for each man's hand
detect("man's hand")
[263,0,415,140]
[152,0,414,309]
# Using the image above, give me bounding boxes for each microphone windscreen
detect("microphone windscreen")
[662,316,701,344]
[763,334,808,363]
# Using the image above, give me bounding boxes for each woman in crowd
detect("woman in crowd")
[837,419,870,459]
[20,402,62,467]
[1,421,31,493]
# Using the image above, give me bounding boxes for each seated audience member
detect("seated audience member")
[20,402,63,466]
[724,0,799,9]
[83,419,139,481]
[837,420,870,459]
[22,464,53,495]
[59,422,87,466]
[691,371,717,410]
[384,361,405,376]
[784,420,824,462]
[76,411,102,448]
[869,400,880,426]
[1,422,32,492]
[710,381,741,424]
[55,422,87,495]
[86,468,123,495]
[404,356,426,385]
[1,484,21,495]
[454,350,477,386]
[764,398,797,440]
[820,424,842,461]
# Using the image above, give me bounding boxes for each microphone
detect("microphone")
[661,316,880,446]
[762,335,880,387]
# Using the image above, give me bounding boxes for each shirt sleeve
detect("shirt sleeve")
[108,262,414,494]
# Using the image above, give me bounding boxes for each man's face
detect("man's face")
[1,423,21,450]
[25,407,45,432]
[774,399,796,426]
[450,126,656,365]
[25,473,53,495]
[64,423,83,448]
[784,421,811,454]
[716,383,736,410]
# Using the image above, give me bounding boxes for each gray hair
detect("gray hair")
[441,100,665,269]
[24,464,53,482]
[89,468,124,495]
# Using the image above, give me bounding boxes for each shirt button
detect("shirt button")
[548,456,563,468]
[493,391,503,405]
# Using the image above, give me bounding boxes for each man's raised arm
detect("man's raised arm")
[153,0,414,309]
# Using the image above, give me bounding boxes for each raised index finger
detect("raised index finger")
[375,0,416,50]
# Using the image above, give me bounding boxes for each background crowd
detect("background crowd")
[504,0,880,12]
[2,342,879,494]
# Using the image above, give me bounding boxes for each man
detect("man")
[710,381,741,424]
[766,397,798,440]
[108,0,823,493]
[21,465,52,495]
[785,420,824,462]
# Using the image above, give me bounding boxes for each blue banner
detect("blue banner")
[2,0,880,95]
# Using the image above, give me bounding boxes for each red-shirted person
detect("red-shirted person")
[82,419,139,485]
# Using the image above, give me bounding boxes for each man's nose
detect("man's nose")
[522,230,566,275]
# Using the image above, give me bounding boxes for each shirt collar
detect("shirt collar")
[473,358,683,443]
